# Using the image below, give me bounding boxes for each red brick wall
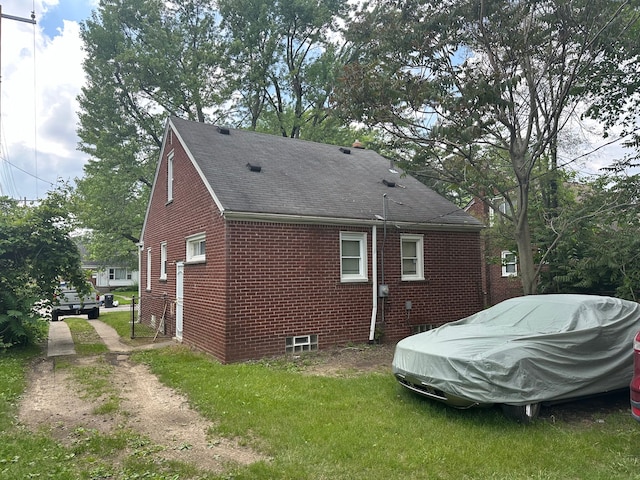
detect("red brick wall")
[465,199,524,306]
[221,222,483,362]
[140,127,485,362]
[139,130,229,360]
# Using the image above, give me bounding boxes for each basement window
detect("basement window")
[285,335,318,354]
[412,324,439,334]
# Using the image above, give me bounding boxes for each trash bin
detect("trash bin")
[104,294,114,308]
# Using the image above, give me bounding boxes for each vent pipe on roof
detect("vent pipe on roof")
[339,147,351,154]
[217,126,230,135]
[246,162,262,172]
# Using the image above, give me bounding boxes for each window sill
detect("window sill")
[340,278,369,284]
[185,259,206,266]
[401,277,426,282]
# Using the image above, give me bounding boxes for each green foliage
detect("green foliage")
[75,0,356,266]
[0,191,87,348]
[543,173,640,300]
[75,0,226,262]
[336,0,640,294]
[220,0,349,137]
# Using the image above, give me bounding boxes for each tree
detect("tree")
[335,0,640,294]
[0,189,88,348]
[219,0,349,137]
[75,0,360,265]
[545,173,640,300]
[75,0,226,264]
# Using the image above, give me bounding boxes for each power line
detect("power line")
[0,5,38,199]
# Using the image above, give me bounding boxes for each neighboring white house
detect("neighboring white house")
[91,267,139,290]
[75,238,139,291]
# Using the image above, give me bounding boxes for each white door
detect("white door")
[175,262,184,341]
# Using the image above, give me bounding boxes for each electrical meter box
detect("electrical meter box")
[378,284,389,297]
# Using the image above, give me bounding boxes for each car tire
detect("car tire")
[501,403,540,423]
[88,308,100,320]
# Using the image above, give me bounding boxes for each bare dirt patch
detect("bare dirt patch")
[297,343,395,377]
[18,353,266,475]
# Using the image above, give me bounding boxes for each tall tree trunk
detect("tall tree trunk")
[514,177,537,295]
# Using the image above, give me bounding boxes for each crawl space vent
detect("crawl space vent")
[246,162,262,172]
[217,126,230,135]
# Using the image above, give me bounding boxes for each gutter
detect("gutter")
[221,210,484,232]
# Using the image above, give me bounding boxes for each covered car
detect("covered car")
[392,294,640,422]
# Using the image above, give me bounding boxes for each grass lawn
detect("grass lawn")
[1,313,640,479]
[104,289,138,306]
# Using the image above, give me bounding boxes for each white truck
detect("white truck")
[51,284,100,321]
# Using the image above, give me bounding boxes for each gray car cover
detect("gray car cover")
[392,295,640,405]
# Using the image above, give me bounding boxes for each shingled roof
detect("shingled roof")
[168,117,483,230]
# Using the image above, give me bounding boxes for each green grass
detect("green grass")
[134,347,640,479]
[100,311,165,345]
[3,319,640,479]
[64,317,109,355]
[109,290,138,306]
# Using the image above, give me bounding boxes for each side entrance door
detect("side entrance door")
[175,261,184,341]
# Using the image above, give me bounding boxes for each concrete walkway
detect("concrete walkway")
[47,318,174,357]
[47,322,76,356]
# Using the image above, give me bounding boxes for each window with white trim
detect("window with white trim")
[340,232,367,282]
[501,251,518,277]
[401,234,424,281]
[167,151,174,202]
[146,248,152,290]
[109,268,131,280]
[186,233,206,263]
[160,242,167,280]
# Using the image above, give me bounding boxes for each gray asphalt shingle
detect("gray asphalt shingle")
[170,117,482,228]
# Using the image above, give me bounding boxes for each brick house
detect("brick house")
[139,117,485,362]
[465,199,524,306]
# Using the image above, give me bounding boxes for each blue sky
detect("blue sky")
[38,0,95,39]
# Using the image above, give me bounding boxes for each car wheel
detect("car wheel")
[88,308,100,320]
[501,403,540,423]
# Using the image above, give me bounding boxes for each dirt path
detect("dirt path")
[18,330,267,475]
[18,321,395,475]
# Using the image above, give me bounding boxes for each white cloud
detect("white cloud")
[1,1,89,200]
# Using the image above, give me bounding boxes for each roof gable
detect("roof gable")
[168,117,482,229]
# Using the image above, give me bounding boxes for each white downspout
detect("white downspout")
[369,225,378,342]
